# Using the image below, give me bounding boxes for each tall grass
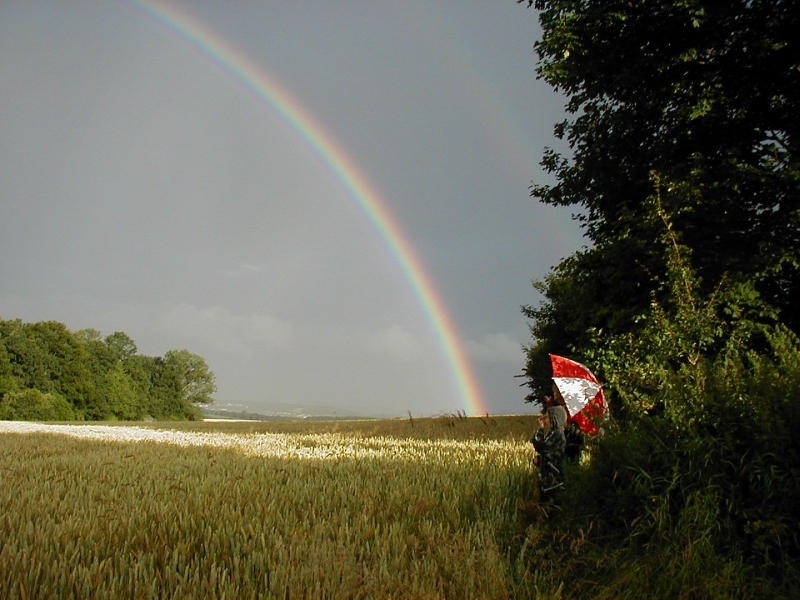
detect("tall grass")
[0,416,544,599]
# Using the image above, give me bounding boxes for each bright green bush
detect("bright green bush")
[0,388,75,421]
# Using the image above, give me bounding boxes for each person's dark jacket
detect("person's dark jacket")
[531,406,567,496]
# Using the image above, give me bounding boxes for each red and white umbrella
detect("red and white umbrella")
[550,354,607,435]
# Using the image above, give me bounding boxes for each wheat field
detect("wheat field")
[0,416,543,599]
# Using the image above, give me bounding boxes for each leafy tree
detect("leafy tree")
[0,318,57,396]
[104,331,138,362]
[81,336,142,420]
[121,352,213,420]
[519,0,800,399]
[25,321,102,419]
[75,328,103,343]
[163,349,217,407]
[148,356,185,419]
[122,354,160,414]
[101,364,143,420]
[0,333,18,397]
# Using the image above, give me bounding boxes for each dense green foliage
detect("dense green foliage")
[0,318,216,421]
[514,0,800,596]
[520,0,800,398]
[534,226,800,596]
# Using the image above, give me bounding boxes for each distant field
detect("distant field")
[0,416,543,599]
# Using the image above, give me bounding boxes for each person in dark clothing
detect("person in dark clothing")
[531,405,567,502]
[564,421,584,464]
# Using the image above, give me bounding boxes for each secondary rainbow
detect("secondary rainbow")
[126,0,486,416]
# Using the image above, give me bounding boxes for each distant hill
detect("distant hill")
[202,402,384,422]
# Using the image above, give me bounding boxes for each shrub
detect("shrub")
[528,204,800,597]
[0,388,76,421]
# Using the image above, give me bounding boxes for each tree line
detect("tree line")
[517,0,800,595]
[0,318,216,421]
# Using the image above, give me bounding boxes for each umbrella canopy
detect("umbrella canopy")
[550,354,607,435]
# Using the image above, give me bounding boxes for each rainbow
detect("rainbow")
[124,0,486,416]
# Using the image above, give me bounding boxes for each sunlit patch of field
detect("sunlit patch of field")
[0,416,541,599]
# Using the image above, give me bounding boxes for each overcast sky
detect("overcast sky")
[0,1,584,417]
